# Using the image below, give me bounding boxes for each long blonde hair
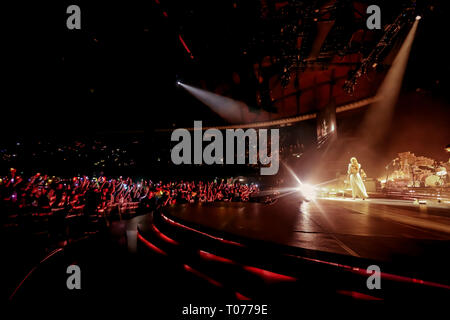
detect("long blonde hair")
[350,157,359,171]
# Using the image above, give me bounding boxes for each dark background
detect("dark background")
[3,1,449,134]
[2,1,449,178]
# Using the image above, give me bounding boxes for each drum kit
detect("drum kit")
[421,165,448,187]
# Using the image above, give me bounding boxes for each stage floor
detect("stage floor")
[165,194,450,262]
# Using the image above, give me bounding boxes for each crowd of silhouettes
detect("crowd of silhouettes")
[0,170,260,223]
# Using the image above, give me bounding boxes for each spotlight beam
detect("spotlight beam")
[178,83,271,124]
[359,19,420,146]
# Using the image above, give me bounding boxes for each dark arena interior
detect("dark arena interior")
[2,0,450,316]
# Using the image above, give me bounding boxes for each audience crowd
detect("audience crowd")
[0,171,260,219]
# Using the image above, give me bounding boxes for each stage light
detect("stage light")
[176,81,182,86]
[415,16,421,20]
[359,17,419,146]
[178,83,271,123]
[297,183,316,200]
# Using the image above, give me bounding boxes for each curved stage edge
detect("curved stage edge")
[137,199,450,303]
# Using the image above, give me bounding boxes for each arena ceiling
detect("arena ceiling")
[3,0,447,134]
[170,0,431,121]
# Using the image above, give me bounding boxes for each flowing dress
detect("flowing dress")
[348,163,368,199]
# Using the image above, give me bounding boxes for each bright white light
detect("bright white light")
[297,183,316,200]
[358,17,419,148]
[415,15,421,20]
[176,81,182,86]
[179,83,271,123]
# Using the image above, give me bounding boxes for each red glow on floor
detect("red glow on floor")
[183,264,223,288]
[161,213,244,247]
[199,250,235,264]
[287,254,450,290]
[235,292,251,300]
[137,232,167,256]
[158,214,450,291]
[162,11,168,17]
[243,266,297,282]
[337,290,383,301]
[152,224,179,245]
[376,272,450,290]
[9,248,63,301]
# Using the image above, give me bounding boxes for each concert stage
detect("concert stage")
[165,195,450,261]
[136,194,450,302]
[8,194,450,307]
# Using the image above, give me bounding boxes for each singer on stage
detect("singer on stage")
[347,157,368,200]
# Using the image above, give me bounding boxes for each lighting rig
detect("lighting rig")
[343,6,420,94]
